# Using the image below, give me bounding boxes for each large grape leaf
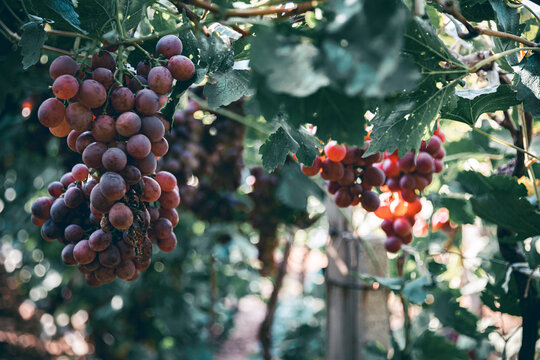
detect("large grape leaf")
[321,0,420,98]
[259,124,321,172]
[251,26,329,97]
[276,162,325,210]
[122,0,151,31]
[438,197,476,225]
[513,54,540,117]
[19,21,47,69]
[440,85,520,125]
[198,33,235,74]
[204,70,254,108]
[366,18,466,157]
[457,172,540,241]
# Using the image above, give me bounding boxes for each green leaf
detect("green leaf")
[353,274,404,291]
[366,18,466,157]
[199,33,235,74]
[204,70,254,108]
[321,0,420,97]
[259,124,321,172]
[123,0,150,31]
[440,85,520,125]
[513,54,540,117]
[19,21,47,69]
[456,0,495,22]
[439,197,475,225]
[76,0,115,35]
[276,162,325,210]
[402,276,430,304]
[431,287,483,339]
[412,331,469,360]
[251,26,329,97]
[46,0,85,33]
[457,172,540,241]
[488,0,521,35]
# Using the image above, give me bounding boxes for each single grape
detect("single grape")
[141,176,161,202]
[135,89,160,115]
[94,266,116,284]
[50,198,70,222]
[415,152,434,174]
[91,115,116,142]
[155,35,183,58]
[109,202,133,230]
[127,134,152,159]
[41,219,63,240]
[92,67,114,88]
[49,118,71,138]
[60,172,75,187]
[147,66,173,95]
[426,136,442,155]
[384,236,402,253]
[48,182,64,198]
[31,197,54,219]
[141,116,166,142]
[64,224,84,243]
[397,152,415,173]
[72,163,89,181]
[75,131,95,153]
[78,80,107,109]
[134,153,157,175]
[321,159,345,181]
[111,87,135,112]
[393,217,412,237]
[324,141,347,162]
[155,171,177,191]
[52,74,79,100]
[159,208,179,227]
[137,61,152,76]
[116,260,137,280]
[399,174,416,191]
[381,219,394,236]
[67,130,82,152]
[90,184,114,213]
[360,190,380,212]
[116,111,141,137]
[301,156,321,176]
[38,98,65,128]
[119,165,142,185]
[49,55,78,79]
[167,55,195,81]
[334,188,353,208]
[82,142,107,169]
[73,240,96,265]
[100,172,127,201]
[129,74,147,92]
[102,148,128,172]
[89,229,113,252]
[157,232,177,252]
[382,159,400,178]
[362,166,386,187]
[64,187,84,208]
[91,51,116,71]
[66,102,93,131]
[98,244,121,268]
[61,244,77,265]
[151,138,169,157]
[159,190,180,209]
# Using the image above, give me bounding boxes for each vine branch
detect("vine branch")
[179,0,320,19]
[434,0,538,47]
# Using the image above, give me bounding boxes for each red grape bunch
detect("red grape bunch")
[159,97,246,221]
[375,129,446,253]
[301,141,384,211]
[31,35,193,286]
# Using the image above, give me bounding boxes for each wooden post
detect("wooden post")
[325,202,390,360]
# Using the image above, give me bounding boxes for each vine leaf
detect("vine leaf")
[251,26,329,97]
[366,18,466,157]
[440,85,520,125]
[457,172,540,242]
[276,162,325,210]
[46,0,85,33]
[204,69,254,108]
[412,331,469,360]
[259,124,321,172]
[438,197,475,225]
[19,21,47,69]
[402,276,431,304]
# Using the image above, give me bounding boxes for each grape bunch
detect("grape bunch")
[31,35,194,285]
[375,130,446,252]
[301,141,384,211]
[248,166,314,275]
[159,97,246,221]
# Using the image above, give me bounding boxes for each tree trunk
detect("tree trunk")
[325,202,390,360]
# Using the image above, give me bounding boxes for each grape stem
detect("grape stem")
[188,93,272,135]
[468,47,540,73]
[471,127,540,163]
[45,29,91,40]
